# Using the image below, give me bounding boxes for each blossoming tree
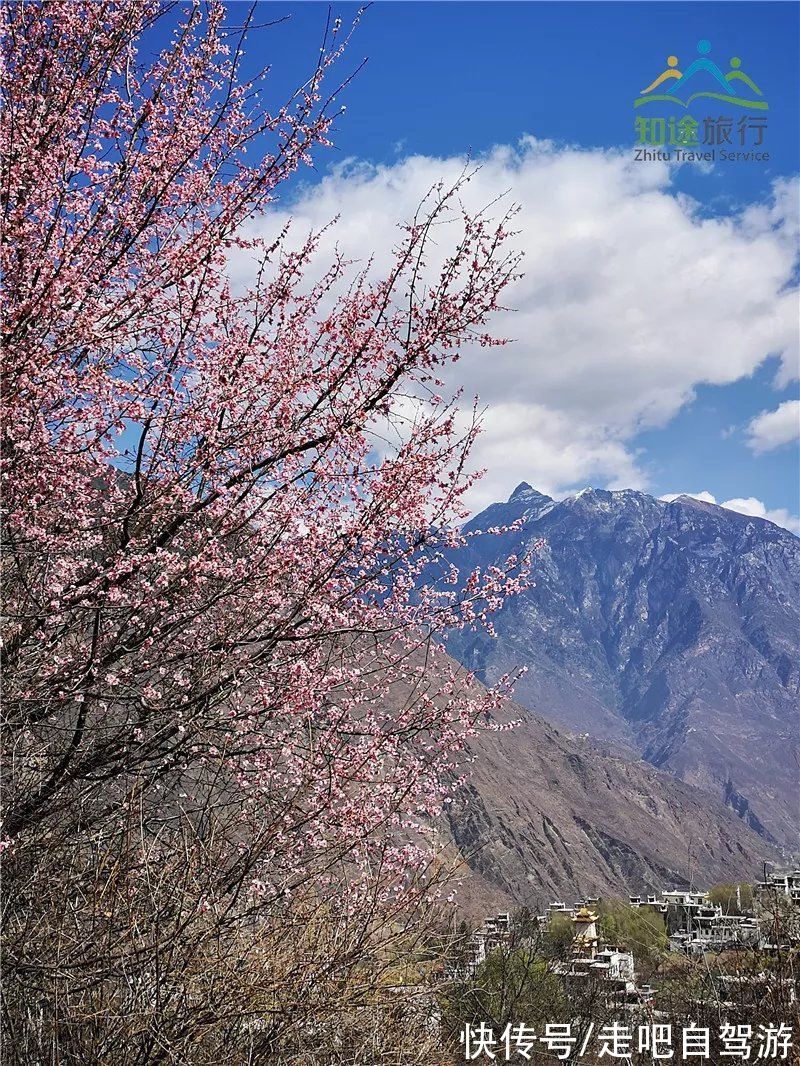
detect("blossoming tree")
[1,2,524,1058]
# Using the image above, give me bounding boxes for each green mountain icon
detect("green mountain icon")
[635,90,768,110]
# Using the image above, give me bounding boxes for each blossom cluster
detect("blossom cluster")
[2,0,525,916]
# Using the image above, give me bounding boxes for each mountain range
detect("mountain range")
[435,484,799,852]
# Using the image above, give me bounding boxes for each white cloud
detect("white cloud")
[660,491,799,535]
[745,400,800,454]
[721,496,800,534]
[232,140,799,511]
[463,402,647,505]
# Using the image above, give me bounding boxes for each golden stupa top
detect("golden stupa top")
[572,906,598,923]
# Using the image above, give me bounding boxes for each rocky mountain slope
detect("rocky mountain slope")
[435,485,799,847]
[441,694,780,914]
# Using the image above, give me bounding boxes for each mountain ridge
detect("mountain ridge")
[438,483,800,847]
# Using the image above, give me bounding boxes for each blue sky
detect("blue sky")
[265,1,799,198]
[152,3,800,527]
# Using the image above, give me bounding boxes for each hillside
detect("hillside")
[441,694,780,914]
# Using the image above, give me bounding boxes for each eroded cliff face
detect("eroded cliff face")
[435,485,799,846]
[376,648,780,915]
[440,703,780,913]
